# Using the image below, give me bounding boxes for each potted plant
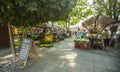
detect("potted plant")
[83,39,90,50]
[74,38,90,49]
[74,38,80,48]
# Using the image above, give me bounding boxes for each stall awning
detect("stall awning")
[82,15,120,32]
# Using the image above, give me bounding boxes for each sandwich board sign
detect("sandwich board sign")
[19,38,32,60]
[18,38,39,66]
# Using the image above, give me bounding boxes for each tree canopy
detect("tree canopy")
[68,0,93,25]
[1,0,119,27]
[68,0,120,26]
[92,0,120,20]
[0,0,77,26]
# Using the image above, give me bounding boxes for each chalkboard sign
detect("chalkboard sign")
[19,38,32,60]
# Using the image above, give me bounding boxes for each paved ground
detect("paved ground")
[24,38,120,72]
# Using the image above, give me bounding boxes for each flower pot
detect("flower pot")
[79,43,84,49]
[85,43,91,50]
[74,42,79,48]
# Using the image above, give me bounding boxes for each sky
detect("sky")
[88,0,120,3]
[87,0,93,5]
[118,0,120,2]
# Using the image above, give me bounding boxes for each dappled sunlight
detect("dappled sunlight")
[0,54,13,64]
[58,46,63,48]
[65,54,77,60]
[68,43,74,45]
[68,62,76,68]
[60,49,72,51]
[59,52,78,68]
[48,48,56,52]
[59,56,66,59]
[38,54,43,58]
[3,54,13,59]
[60,61,65,68]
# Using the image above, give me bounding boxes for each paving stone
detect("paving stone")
[106,64,120,72]
[65,64,82,72]
[81,64,94,72]
[94,67,109,72]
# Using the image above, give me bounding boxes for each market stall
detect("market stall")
[82,15,119,34]
[39,27,53,47]
[31,23,53,47]
[82,15,120,49]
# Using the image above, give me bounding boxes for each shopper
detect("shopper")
[102,29,109,48]
[80,30,86,38]
[76,29,80,38]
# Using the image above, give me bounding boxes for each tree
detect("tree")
[0,0,77,59]
[68,0,93,25]
[0,0,77,26]
[92,0,120,35]
[92,0,120,20]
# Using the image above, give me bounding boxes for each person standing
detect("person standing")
[57,31,60,41]
[110,32,118,46]
[76,29,80,38]
[102,29,109,48]
[75,30,77,37]
[108,29,111,46]
[80,30,86,38]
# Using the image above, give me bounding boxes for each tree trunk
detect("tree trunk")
[67,19,70,32]
[8,22,16,59]
[66,19,68,32]
[51,22,54,47]
[25,28,28,38]
[94,15,99,32]
[108,0,112,18]
[113,0,118,20]
[66,19,70,32]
